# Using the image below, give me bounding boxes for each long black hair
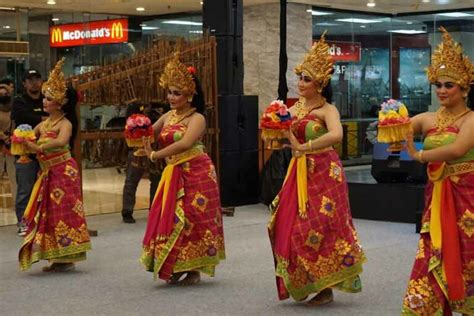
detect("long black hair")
[191,75,205,115]
[321,79,333,104]
[62,86,79,150]
[468,84,474,110]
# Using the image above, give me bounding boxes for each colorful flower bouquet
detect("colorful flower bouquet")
[260,100,293,150]
[11,124,36,163]
[377,99,411,151]
[124,114,154,156]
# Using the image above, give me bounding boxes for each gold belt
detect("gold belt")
[165,146,204,165]
[293,146,333,157]
[39,152,71,169]
[445,161,474,177]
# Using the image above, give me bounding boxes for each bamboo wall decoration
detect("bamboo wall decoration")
[69,35,219,173]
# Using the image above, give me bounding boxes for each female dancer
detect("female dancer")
[19,58,90,272]
[402,27,474,315]
[141,53,225,285]
[268,32,365,305]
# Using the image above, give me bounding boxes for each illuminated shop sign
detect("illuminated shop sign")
[50,19,128,48]
[321,41,361,62]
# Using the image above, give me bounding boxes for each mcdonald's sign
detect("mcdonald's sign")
[49,19,128,48]
[111,22,124,39]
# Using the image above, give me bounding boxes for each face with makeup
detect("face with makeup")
[434,76,467,107]
[297,72,321,100]
[43,95,62,114]
[167,86,191,110]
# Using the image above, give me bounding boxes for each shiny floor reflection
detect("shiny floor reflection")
[0,167,150,227]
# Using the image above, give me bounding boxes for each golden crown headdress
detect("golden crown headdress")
[295,31,333,89]
[42,57,67,105]
[426,26,474,89]
[159,52,196,95]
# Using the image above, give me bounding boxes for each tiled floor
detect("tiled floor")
[0,167,151,227]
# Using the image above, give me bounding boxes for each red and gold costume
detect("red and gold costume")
[402,27,474,315]
[402,126,474,315]
[140,53,225,280]
[268,32,365,301]
[19,133,90,270]
[268,103,365,300]
[18,58,90,271]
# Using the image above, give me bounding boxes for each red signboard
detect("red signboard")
[50,19,128,48]
[324,41,361,62]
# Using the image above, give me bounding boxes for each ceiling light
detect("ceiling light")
[2,25,11,29]
[387,29,427,34]
[367,0,376,8]
[306,9,332,16]
[189,30,203,34]
[142,26,159,30]
[200,1,203,4]
[0,7,15,11]
[406,21,413,24]
[422,0,430,2]
[360,25,367,28]
[437,12,474,18]
[162,20,203,26]
[47,0,56,4]
[52,17,59,22]
[136,7,145,12]
[315,22,341,26]
[336,18,382,24]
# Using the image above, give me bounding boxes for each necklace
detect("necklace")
[168,108,196,125]
[436,106,471,130]
[293,98,326,120]
[43,114,65,132]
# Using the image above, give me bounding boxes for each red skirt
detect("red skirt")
[268,150,365,300]
[141,154,225,280]
[19,152,91,270]
[402,170,474,315]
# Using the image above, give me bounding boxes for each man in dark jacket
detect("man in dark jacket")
[121,101,162,223]
[11,69,47,236]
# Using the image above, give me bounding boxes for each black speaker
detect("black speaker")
[219,149,259,207]
[371,143,427,183]
[218,95,259,151]
[215,35,243,95]
[203,0,243,37]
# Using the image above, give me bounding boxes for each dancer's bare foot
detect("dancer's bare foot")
[178,271,200,286]
[166,272,186,284]
[42,263,75,272]
[307,288,333,306]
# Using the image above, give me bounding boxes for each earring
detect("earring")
[187,97,193,102]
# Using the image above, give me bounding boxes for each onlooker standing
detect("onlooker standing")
[0,81,16,204]
[121,102,162,223]
[11,69,47,236]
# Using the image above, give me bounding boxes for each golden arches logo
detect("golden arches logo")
[111,22,124,39]
[51,28,62,43]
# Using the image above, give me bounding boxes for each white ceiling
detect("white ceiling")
[0,0,472,15]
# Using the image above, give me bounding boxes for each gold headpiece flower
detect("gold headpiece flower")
[42,57,67,105]
[295,31,333,89]
[159,52,196,95]
[426,26,474,89]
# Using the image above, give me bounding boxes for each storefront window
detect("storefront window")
[399,48,430,114]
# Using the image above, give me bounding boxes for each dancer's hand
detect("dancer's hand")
[25,140,41,153]
[283,130,303,151]
[405,129,418,160]
[142,136,154,160]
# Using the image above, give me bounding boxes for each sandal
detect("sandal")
[42,263,75,273]
[307,288,333,306]
[166,272,186,284]
[177,271,200,286]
